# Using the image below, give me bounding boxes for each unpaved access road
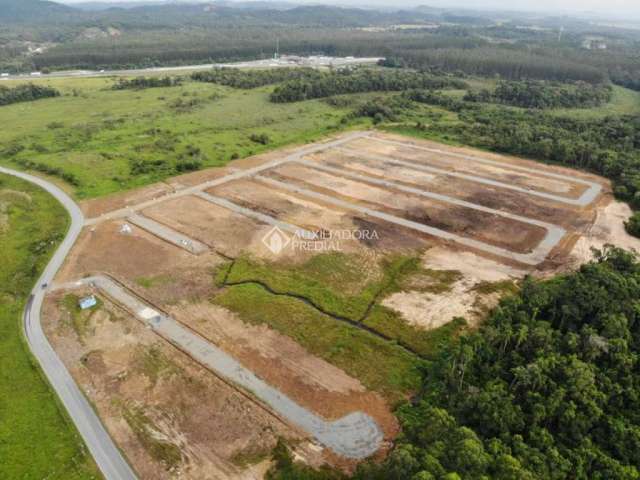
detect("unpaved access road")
[87,131,598,267]
[56,275,384,460]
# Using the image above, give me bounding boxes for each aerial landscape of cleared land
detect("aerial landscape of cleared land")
[4,1,640,479]
[3,63,640,480]
[6,90,638,477]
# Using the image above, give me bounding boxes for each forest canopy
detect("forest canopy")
[464,80,613,110]
[269,247,640,479]
[269,68,468,103]
[0,83,59,106]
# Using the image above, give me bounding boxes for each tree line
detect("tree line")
[464,80,613,109]
[269,68,467,103]
[111,76,182,90]
[268,246,640,479]
[0,83,59,106]
[191,68,320,89]
[378,47,607,84]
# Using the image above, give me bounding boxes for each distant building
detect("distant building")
[79,295,97,310]
[582,37,608,50]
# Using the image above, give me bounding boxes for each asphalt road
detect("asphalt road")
[0,166,137,480]
[0,56,382,82]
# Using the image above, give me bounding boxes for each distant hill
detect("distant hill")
[0,0,441,28]
[69,1,297,11]
[0,0,75,22]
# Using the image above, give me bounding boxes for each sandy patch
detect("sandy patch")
[382,246,525,330]
[383,281,483,330]
[268,163,547,254]
[570,199,640,264]
[142,195,269,258]
[422,246,528,282]
[55,219,224,299]
[345,137,584,197]
[366,131,605,185]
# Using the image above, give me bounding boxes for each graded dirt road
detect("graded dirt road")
[56,275,384,460]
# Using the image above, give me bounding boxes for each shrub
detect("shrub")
[249,133,270,145]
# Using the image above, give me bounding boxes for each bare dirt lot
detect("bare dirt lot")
[168,302,399,439]
[48,129,629,478]
[42,292,307,480]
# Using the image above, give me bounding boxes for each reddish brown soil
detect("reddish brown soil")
[42,293,307,479]
[168,302,399,444]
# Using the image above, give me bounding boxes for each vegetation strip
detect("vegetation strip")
[220,277,426,359]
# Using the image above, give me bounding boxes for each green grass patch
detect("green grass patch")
[550,85,640,119]
[224,253,422,321]
[121,403,182,470]
[364,305,467,359]
[135,274,171,289]
[133,344,181,387]
[230,446,271,468]
[399,268,462,294]
[213,283,422,403]
[471,279,519,296]
[60,293,103,343]
[0,173,98,479]
[218,252,466,369]
[0,77,363,199]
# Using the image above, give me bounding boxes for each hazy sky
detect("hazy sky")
[58,0,640,18]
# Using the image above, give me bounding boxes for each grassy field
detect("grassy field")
[214,252,468,400]
[439,83,640,118]
[0,76,359,199]
[0,174,99,479]
[550,85,640,118]
[1,74,638,201]
[214,282,423,403]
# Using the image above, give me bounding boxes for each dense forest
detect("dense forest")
[268,247,640,479]
[2,0,640,93]
[269,68,467,102]
[380,48,607,84]
[26,34,612,85]
[464,80,613,109]
[0,83,59,106]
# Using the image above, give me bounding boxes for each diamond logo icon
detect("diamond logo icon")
[262,226,291,254]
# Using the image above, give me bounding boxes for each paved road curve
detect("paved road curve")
[0,167,138,480]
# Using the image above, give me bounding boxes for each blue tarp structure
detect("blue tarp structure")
[79,295,97,310]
